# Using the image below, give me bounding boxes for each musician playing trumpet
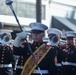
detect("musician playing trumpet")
[0,29,14,75]
[47,28,63,75]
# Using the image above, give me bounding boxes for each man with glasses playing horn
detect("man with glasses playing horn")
[13,22,57,75]
[0,29,14,75]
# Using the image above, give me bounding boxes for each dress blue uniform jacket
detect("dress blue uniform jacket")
[13,42,57,75]
[0,45,13,75]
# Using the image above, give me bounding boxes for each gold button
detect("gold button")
[21,60,23,62]
[2,54,4,56]
[2,57,4,59]
[3,49,5,50]
[36,47,38,49]
[2,51,4,53]
[1,61,3,62]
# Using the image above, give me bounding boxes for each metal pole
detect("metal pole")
[5,0,42,75]
[36,0,41,23]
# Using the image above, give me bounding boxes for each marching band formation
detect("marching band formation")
[0,22,76,75]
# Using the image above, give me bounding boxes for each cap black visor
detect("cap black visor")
[67,37,74,40]
[31,30,44,34]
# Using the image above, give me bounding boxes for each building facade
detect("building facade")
[0,0,76,36]
[0,0,50,31]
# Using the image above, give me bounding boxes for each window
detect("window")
[42,5,45,20]
[0,0,6,14]
[17,2,26,17]
[25,3,36,18]
[16,2,45,19]
[0,1,45,20]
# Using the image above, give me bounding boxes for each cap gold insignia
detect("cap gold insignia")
[33,23,36,26]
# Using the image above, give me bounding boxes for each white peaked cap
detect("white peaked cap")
[29,22,48,31]
[66,31,75,37]
[67,33,75,37]
[0,29,13,34]
[47,28,62,37]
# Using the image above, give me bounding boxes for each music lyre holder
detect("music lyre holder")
[6,0,42,75]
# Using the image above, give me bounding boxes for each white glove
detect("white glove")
[13,31,27,47]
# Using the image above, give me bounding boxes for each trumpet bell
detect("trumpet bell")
[0,29,13,45]
[48,34,59,46]
[52,35,59,43]
[0,33,12,45]
[4,35,10,42]
[47,28,62,46]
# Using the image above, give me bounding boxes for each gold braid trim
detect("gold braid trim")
[21,44,51,75]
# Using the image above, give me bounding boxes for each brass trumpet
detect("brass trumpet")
[4,34,10,42]
[0,33,12,45]
[47,28,62,46]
